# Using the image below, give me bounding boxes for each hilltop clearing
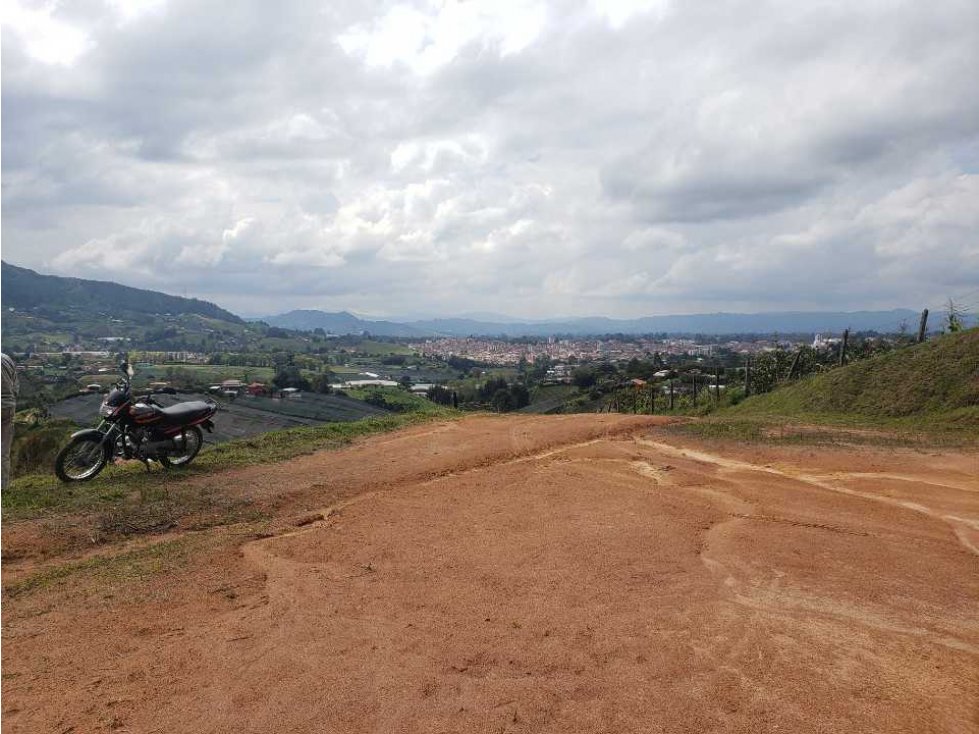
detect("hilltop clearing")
[2,414,977,733]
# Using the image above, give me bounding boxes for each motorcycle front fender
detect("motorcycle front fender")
[70,428,115,447]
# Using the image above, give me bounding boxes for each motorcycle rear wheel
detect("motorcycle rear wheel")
[159,425,203,468]
[55,435,109,482]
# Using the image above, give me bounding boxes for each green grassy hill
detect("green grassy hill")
[728,328,979,431]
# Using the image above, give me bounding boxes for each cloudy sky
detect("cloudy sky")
[2,0,978,319]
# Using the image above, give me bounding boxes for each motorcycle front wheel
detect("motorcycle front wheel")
[159,425,203,468]
[55,435,109,482]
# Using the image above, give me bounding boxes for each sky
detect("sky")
[2,0,978,319]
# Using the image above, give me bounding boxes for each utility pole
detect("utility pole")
[839,329,849,367]
[917,309,929,343]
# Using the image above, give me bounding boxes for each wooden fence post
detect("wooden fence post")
[714,368,721,401]
[917,309,929,343]
[649,386,655,414]
[744,358,751,396]
[839,329,849,366]
[787,349,803,380]
[669,380,675,411]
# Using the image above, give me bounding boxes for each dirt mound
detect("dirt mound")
[3,414,977,733]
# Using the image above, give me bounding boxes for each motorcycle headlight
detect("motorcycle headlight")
[99,401,114,417]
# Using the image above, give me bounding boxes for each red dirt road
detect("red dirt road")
[3,415,978,733]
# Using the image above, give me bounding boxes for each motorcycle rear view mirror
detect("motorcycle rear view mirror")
[120,361,134,378]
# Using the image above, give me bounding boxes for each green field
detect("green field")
[340,340,415,356]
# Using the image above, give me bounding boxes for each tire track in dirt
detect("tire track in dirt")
[636,439,979,556]
[619,440,979,657]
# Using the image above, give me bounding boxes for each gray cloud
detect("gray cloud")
[2,0,977,318]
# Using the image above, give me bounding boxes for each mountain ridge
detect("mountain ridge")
[2,262,243,324]
[263,308,923,337]
[0,262,927,337]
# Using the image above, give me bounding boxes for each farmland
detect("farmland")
[49,390,394,443]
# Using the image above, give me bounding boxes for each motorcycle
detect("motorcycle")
[54,362,217,482]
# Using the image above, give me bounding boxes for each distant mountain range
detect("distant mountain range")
[1,262,243,323]
[0,261,925,338]
[261,308,923,337]
[252,309,428,337]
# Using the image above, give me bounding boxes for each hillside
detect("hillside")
[0,262,291,353]
[729,328,979,427]
[1,262,242,323]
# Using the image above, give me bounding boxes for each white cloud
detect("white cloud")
[592,0,670,29]
[3,0,978,318]
[2,0,93,65]
[338,0,548,75]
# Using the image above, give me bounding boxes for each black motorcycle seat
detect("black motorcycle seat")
[160,401,214,425]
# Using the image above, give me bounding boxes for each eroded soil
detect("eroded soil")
[2,414,977,733]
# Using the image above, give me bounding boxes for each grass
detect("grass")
[347,340,415,356]
[345,387,448,415]
[709,329,979,443]
[668,411,979,448]
[730,330,978,420]
[2,410,456,520]
[520,384,579,414]
[3,535,205,599]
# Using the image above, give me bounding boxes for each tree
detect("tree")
[746,350,794,395]
[479,377,509,402]
[311,371,333,394]
[509,383,530,409]
[530,355,551,380]
[426,385,453,405]
[945,299,967,333]
[572,367,596,389]
[491,388,515,412]
[273,365,310,391]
